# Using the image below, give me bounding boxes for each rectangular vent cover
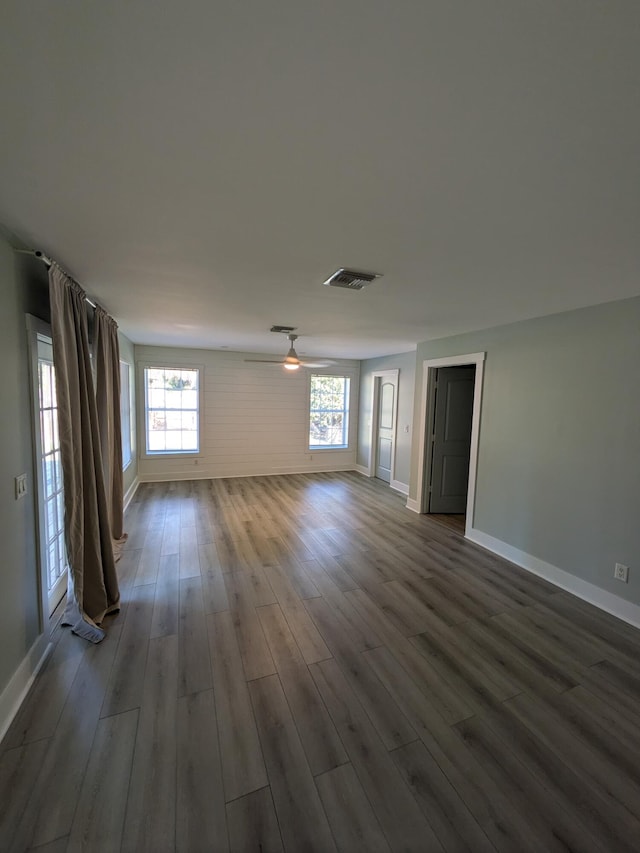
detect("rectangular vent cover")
[323,268,382,291]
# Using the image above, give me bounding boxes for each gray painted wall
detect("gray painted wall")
[411,296,640,606]
[0,240,49,695]
[358,350,416,488]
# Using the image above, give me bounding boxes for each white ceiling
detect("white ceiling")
[2,2,640,359]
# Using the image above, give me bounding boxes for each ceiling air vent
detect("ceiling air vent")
[323,268,382,291]
[270,325,297,334]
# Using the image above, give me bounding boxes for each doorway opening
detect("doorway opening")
[414,353,485,537]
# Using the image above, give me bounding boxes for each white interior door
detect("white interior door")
[375,377,397,483]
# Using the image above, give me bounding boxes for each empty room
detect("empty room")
[1,2,640,851]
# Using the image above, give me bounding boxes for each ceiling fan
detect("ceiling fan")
[245,333,335,371]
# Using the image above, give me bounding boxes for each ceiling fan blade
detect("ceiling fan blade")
[244,358,285,364]
[299,360,337,368]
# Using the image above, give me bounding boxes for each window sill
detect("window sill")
[141,451,201,460]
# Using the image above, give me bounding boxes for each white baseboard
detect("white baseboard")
[138,464,356,484]
[353,465,371,477]
[0,635,52,746]
[123,476,140,511]
[467,527,640,630]
[405,497,421,513]
[390,479,409,496]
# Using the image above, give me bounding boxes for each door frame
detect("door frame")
[364,369,399,485]
[26,314,52,635]
[414,353,485,535]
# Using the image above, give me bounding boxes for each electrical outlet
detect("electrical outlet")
[614,563,629,583]
[15,474,27,500]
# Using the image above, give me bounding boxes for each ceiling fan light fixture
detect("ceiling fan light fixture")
[284,346,301,370]
[244,331,335,370]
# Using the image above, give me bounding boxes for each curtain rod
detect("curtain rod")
[15,248,98,309]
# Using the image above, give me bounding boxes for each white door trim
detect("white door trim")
[414,352,485,536]
[365,369,399,482]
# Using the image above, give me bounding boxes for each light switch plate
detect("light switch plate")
[15,474,27,500]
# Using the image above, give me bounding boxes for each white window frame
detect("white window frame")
[308,373,352,451]
[26,315,69,627]
[120,360,134,470]
[138,361,204,458]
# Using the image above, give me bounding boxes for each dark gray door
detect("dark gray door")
[375,378,396,483]
[429,366,475,513]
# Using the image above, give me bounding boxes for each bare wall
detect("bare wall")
[411,296,640,607]
[0,240,49,697]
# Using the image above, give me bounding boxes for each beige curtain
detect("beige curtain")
[49,265,120,643]
[93,307,126,543]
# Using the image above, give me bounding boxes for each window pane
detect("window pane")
[46,498,56,541]
[182,411,197,431]
[182,389,198,409]
[41,364,52,408]
[120,361,132,469]
[165,389,183,409]
[148,430,166,451]
[42,409,54,453]
[165,430,183,448]
[165,411,182,430]
[149,388,165,409]
[182,432,198,450]
[57,491,64,528]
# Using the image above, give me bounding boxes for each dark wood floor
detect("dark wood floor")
[2,472,640,852]
[427,514,466,534]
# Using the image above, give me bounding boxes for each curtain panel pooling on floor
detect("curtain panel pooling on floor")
[49,264,120,642]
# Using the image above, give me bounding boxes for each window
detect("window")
[144,366,200,454]
[309,374,350,449]
[35,333,68,614]
[120,360,133,469]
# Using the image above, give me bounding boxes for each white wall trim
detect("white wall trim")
[123,476,140,511]
[467,527,640,630]
[406,497,421,513]
[25,314,53,635]
[390,479,409,495]
[0,635,51,745]
[415,352,485,536]
[354,464,371,477]
[138,463,356,483]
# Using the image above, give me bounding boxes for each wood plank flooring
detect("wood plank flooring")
[2,472,640,852]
